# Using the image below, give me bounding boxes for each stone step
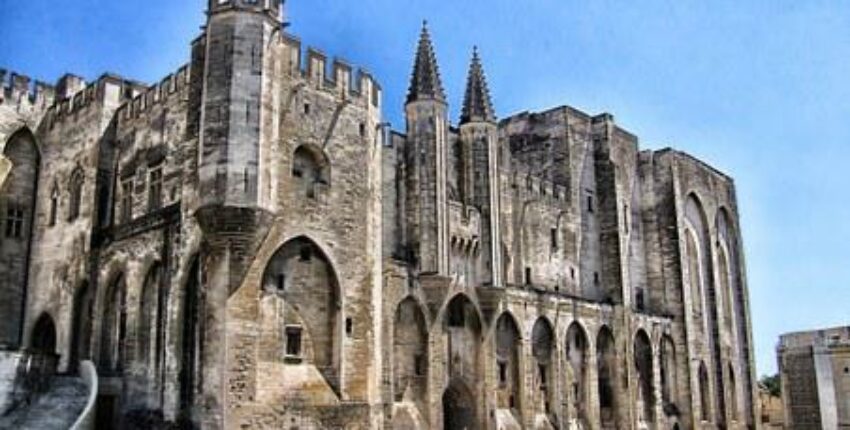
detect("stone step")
[0,376,88,430]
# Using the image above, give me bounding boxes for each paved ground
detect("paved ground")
[0,376,87,429]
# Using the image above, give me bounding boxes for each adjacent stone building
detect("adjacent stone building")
[0,1,759,429]
[778,326,850,429]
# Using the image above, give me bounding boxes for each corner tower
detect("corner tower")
[459,48,502,286]
[404,22,450,275]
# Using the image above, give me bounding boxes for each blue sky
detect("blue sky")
[2,0,849,376]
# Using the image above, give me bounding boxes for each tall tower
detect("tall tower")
[459,48,502,286]
[199,0,281,209]
[404,22,450,275]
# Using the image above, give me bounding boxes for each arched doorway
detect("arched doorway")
[179,255,202,428]
[597,326,617,427]
[31,313,57,355]
[531,318,555,415]
[495,312,520,412]
[100,273,127,374]
[443,379,477,430]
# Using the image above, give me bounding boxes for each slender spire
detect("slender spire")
[460,46,496,124]
[407,21,446,104]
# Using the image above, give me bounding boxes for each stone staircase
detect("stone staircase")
[0,375,88,429]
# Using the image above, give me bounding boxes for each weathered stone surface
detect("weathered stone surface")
[0,2,759,429]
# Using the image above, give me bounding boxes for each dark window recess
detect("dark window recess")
[550,228,558,250]
[538,364,548,389]
[285,326,303,358]
[587,194,594,213]
[359,123,366,137]
[49,188,59,226]
[570,267,576,280]
[299,246,312,262]
[414,354,426,376]
[498,361,508,385]
[636,289,646,311]
[5,205,24,238]
[448,301,465,327]
[593,272,600,285]
[525,267,532,285]
[276,274,286,292]
[303,103,310,115]
[69,172,84,221]
[148,166,163,211]
[120,180,133,223]
[345,318,353,336]
[509,395,515,409]
[292,167,303,178]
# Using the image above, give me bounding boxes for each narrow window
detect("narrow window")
[498,361,508,386]
[525,267,532,285]
[69,171,84,221]
[285,326,303,359]
[345,317,353,336]
[636,289,646,311]
[303,103,310,115]
[49,186,59,226]
[624,204,630,233]
[276,274,286,292]
[120,179,133,223]
[148,165,163,211]
[550,228,558,251]
[5,205,24,238]
[359,123,366,137]
[593,272,600,285]
[586,192,595,213]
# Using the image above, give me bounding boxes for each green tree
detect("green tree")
[760,373,781,397]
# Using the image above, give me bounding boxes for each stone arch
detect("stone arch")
[442,293,482,419]
[698,361,711,422]
[660,334,678,408]
[443,378,477,430]
[0,128,40,349]
[138,262,165,381]
[70,280,95,367]
[31,312,57,355]
[261,236,342,391]
[565,321,589,425]
[178,254,203,426]
[634,329,655,423]
[68,165,84,221]
[291,144,330,199]
[596,325,617,427]
[727,362,738,421]
[393,296,428,404]
[495,312,521,412]
[531,317,555,414]
[99,272,127,373]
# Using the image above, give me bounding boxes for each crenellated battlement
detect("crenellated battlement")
[280,33,381,108]
[0,69,56,113]
[117,64,191,123]
[509,165,568,204]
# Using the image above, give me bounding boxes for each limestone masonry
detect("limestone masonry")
[0,1,759,429]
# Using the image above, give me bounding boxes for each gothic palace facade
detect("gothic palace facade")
[0,1,758,429]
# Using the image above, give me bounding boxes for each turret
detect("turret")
[459,47,502,286]
[404,22,450,275]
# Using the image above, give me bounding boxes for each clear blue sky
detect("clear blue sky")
[2,0,848,376]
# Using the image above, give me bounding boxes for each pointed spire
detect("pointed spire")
[461,46,496,124]
[407,21,446,104]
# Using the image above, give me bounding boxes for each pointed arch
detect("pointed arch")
[596,325,617,426]
[393,296,429,403]
[292,144,330,199]
[531,317,555,413]
[178,254,203,426]
[262,236,342,391]
[698,361,711,422]
[443,378,477,430]
[99,272,127,373]
[566,321,590,424]
[138,262,165,381]
[660,334,678,407]
[31,312,57,355]
[70,280,95,367]
[68,165,85,221]
[0,128,40,349]
[495,312,521,411]
[634,329,655,422]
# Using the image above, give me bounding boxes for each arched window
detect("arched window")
[291,145,329,199]
[138,263,165,380]
[728,362,738,421]
[31,313,57,355]
[717,246,734,333]
[660,335,678,406]
[685,229,703,318]
[69,167,84,221]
